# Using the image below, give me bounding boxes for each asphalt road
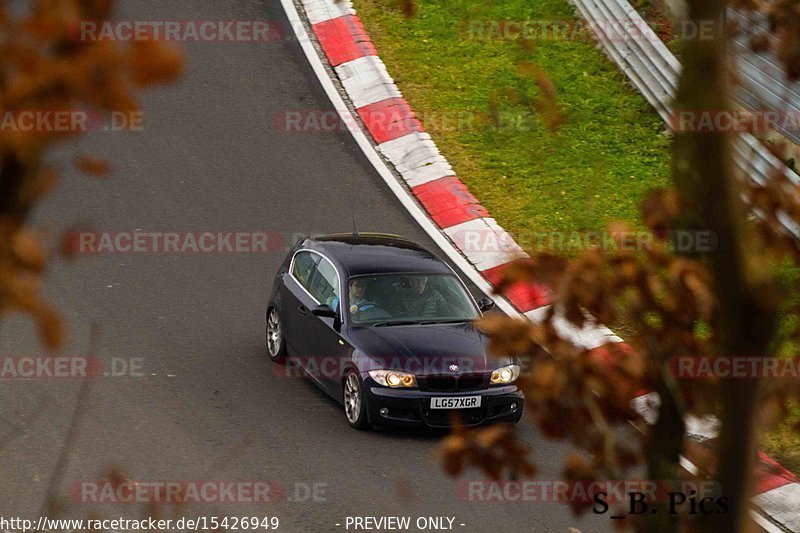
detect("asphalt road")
[0,1,610,531]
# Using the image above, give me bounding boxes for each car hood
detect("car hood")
[348,321,512,375]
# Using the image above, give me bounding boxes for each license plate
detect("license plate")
[430,396,481,409]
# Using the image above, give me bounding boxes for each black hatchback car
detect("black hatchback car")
[265,233,523,429]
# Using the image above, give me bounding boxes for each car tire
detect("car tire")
[343,369,370,430]
[266,307,285,362]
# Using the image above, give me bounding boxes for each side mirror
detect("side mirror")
[478,297,495,312]
[312,304,337,318]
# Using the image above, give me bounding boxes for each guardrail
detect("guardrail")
[570,0,800,243]
[730,8,800,147]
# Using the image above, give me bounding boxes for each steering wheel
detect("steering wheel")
[349,301,380,315]
[349,301,393,321]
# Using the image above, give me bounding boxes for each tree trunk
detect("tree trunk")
[642,367,685,532]
[672,1,777,531]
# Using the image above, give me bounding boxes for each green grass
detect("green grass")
[765,402,800,474]
[354,0,671,245]
[765,263,800,473]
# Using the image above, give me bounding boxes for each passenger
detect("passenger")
[394,276,448,317]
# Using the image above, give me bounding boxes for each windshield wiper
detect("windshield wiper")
[418,319,471,325]
[371,319,471,327]
[371,320,422,327]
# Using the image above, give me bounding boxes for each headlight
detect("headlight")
[490,364,520,384]
[368,369,417,388]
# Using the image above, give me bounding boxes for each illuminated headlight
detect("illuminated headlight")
[490,364,520,384]
[368,370,417,388]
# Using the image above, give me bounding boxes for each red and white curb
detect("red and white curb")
[281,0,799,529]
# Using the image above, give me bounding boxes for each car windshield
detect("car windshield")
[345,273,480,325]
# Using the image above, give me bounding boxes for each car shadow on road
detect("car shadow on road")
[287,366,451,441]
[258,350,469,442]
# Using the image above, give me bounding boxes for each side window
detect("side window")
[309,258,340,309]
[292,251,319,291]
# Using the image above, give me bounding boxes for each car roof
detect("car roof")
[302,233,452,277]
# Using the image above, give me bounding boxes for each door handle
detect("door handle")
[298,305,307,315]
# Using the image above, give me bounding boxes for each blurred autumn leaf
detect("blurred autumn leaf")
[430,1,800,531]
[74,155,112,176]
[0,0,184,350]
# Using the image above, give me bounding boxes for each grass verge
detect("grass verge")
[354,0,671,245]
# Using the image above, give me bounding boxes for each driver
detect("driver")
[394,275,448,317]
[347,278,371,315]
[330,278,374,316]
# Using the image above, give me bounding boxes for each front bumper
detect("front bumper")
[362,377,524,428]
